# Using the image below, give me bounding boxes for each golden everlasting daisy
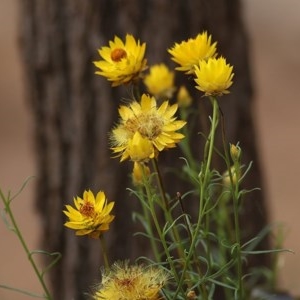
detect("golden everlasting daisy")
[144,64,175,99]
[111,94,186,162]
[93,261,168,300]
[194,57,234,96]
[168,31,217,74]
[63,190,114,239]
[94,34,147,86]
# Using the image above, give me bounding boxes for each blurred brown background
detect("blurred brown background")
[0,0,299,299]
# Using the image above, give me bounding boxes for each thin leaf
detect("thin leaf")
[0,284,45,298]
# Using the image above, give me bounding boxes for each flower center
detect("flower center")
[125,113,163,140]
[111,48,127,62]
[79,201,95,217]
[115,276,137,294]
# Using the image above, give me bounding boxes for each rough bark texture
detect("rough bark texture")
[19,0,269,299]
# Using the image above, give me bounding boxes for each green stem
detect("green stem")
[152,158,170,211]
[0,189,52,299]
[233,196,243,299]
[220,108,244,299]
[152,159,185,263]
[99,235,110,270]
[216,192,234,300]
[179,107,198,172]
[142,166,182,291]
[138,175,161,262]
[174,97,219,299]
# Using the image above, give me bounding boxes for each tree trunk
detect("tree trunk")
[19,0,269,299]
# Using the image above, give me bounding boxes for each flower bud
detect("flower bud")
[177,85,192,108]
[132,162,150,186]
[223,165,240,188]
[230,143,241,162]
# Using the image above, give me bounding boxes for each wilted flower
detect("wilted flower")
[194,57,234,96]
[110,94,186,162]
[187,290,197,300]
[93,261,168,300]
[94,34,147,86]
[144,64,175,99]
[63,190,114,239]
[168,31,217,74]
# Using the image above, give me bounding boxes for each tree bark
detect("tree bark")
[19,0,269,299]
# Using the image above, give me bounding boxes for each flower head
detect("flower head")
[63,190,114,239]
[93,261,168,300]
[94,34,147,86]
[144,64,175,99]
[111,94,186,162]
[168,32,217,74]
[194,57,234,96]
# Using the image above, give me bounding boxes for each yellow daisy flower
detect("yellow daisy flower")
[63,190,114,239]
[94,34,147,87]
[110,94,186,162]
[93,261,168,300]
[144,64,175,99]
[194,57,234,96]
[168,31,217,74]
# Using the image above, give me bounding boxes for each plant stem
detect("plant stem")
[0,189,52,299]
[138,170,161,262]
[219,108,244,299]
[99,235,110,270]
[179,107,198,172]
[142,167,182,291]
[174,97,219,299]
[152,159,186,261]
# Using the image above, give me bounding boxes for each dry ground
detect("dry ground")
[0,0,299,299]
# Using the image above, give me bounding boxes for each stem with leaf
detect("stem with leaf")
[0,188,53,299]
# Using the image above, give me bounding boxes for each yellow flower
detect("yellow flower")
[132,162,151,186]
[111,94,186,162]
[168,32,217,74]
[144,64,175,99]
[63,190,114,239]
[94,34,147,86]
[194,57,234,96]
[127,132,155,162]
[176,85,192,108]
[93,261,168,300]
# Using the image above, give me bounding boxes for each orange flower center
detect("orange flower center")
[111,48,127,62]
[79,201,95,217]
[116,277,135,291]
